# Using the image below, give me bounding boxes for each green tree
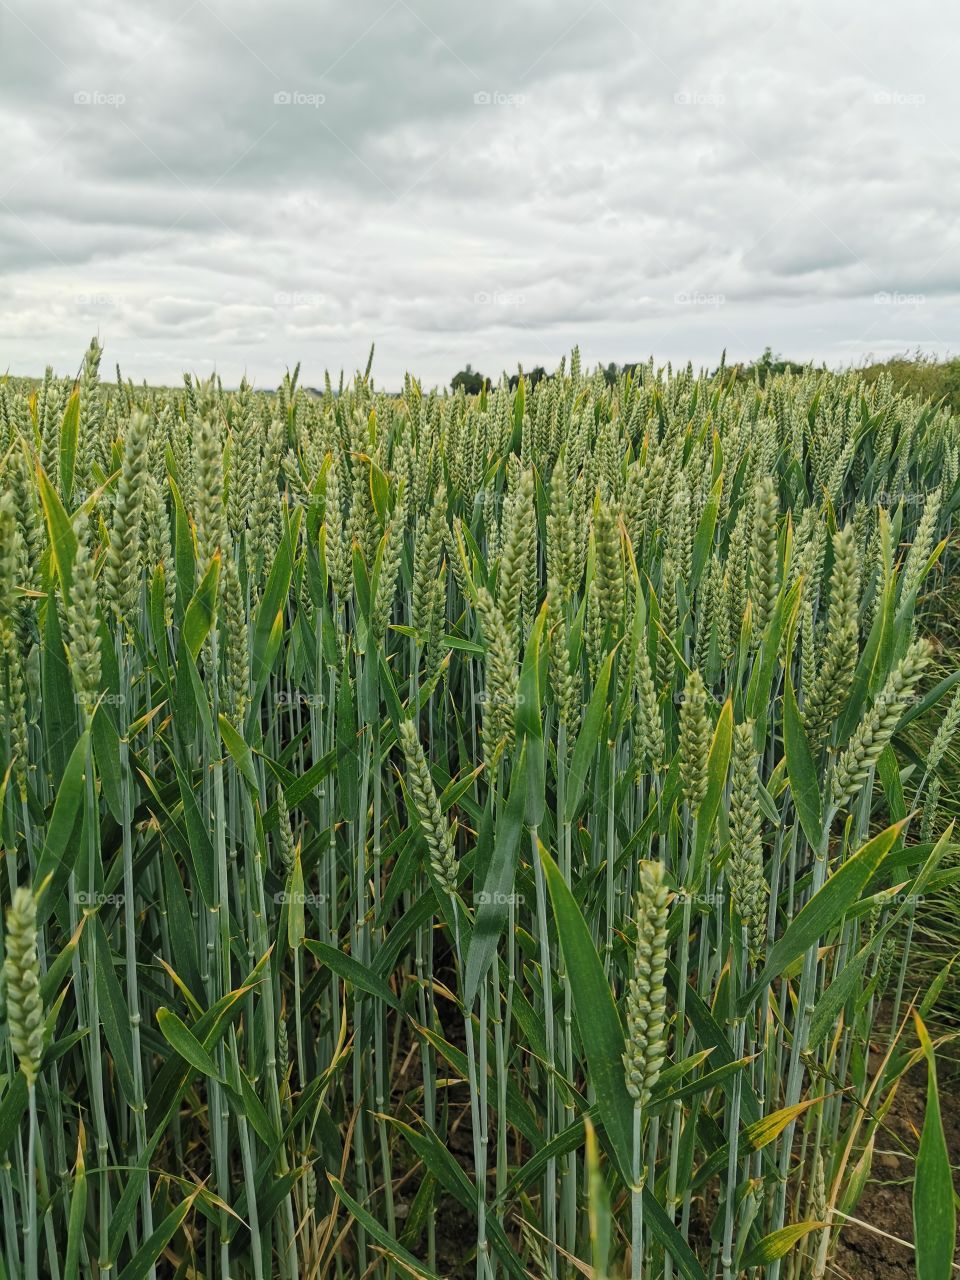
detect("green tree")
[508,366,547,390]
[451,364,488,395]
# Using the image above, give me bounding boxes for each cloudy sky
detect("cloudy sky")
[0,0,957,388]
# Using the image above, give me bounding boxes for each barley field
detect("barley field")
[0,343,958,1279]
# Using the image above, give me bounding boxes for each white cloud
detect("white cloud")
[0,0,957,387]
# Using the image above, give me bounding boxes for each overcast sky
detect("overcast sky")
[0,0,957,389]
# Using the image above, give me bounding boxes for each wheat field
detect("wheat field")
[0,343,957,1279]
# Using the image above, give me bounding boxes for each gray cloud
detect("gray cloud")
[0,0,957,387]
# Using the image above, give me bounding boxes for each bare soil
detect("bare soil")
[832,1056,960,1279]
[422,1052,960,1278]
[419,964,960,1278]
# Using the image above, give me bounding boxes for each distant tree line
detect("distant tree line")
[857,349,960,411]
[450,364,489,394]
[450,361,643,393]
[726,347,960,407]
[725,347,810,386]
[451,349,960,409]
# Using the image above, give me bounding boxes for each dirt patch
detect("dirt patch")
[427,1063,960,1278]
[404,978,960,1278]
[833,1056,960,1279]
